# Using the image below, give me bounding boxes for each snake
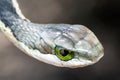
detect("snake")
[0,0,104,68]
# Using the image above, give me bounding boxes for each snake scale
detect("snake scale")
[0,0,104,68]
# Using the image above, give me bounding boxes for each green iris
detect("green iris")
[55,46,74,61]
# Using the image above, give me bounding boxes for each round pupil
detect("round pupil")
[60,49,69,56]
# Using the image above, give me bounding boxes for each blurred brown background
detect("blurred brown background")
[0,0,120,80]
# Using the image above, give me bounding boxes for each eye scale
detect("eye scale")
[55,46,74,61]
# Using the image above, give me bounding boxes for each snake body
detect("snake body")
[0,0,104,68]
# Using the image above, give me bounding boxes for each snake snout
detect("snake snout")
[74,31,104,61]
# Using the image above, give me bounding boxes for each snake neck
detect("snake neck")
[0,0,26,27]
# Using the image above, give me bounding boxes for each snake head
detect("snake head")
[38,24,104,68]
[0,20,103,68]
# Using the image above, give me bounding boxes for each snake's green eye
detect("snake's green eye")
[55,46,74,61]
